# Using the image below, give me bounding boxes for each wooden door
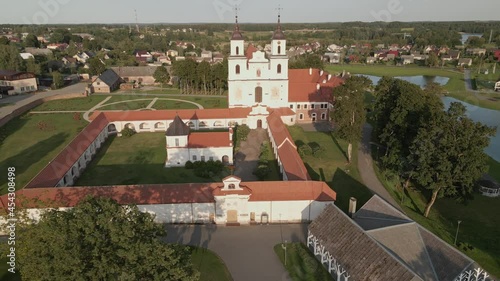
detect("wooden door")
[227,210,238,223]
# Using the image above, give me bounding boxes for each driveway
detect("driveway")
[0,83,87,120]
[358,123,403,211]
[234,129,268,181]
[164,224,308,281]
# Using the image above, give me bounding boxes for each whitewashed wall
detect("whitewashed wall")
[166,147,233,167]
[139,203,215,224]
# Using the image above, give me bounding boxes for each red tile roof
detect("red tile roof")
[288,69,344,102]
[0,181,335,210]
[267,111,311,181]
[91,108,252,122]
[25,113,110,188]
[188,132,231,148]
[246,44,258,60]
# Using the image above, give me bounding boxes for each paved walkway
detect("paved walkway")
[234,129,268,181]
[164,224,308,281]
[0,83,87,120]
[358,123,403,211]
[83,96,112,121]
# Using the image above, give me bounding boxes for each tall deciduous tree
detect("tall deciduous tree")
[24,34,40,48]
[409,103,495,217]
[153,66,170,86]
[331,76,371,163]
[17,197,199,281]
[52,71,64,89]
[89,57,106,76]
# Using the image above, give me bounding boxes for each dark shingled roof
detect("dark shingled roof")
[309,204,421,281]
[166,115,190,136]
[97,69,121,87]
[354,196,476,281]
[272,15,286,40]
[231,16,244,41]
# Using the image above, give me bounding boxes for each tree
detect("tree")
[196,60,211,94]
[426,52,439,67]
[89,57,106,76]
[52,71,64,89]
[0,36,9,45]
[331,76,371,163]
[17,197,199,281]
[409,103,495,217]
[25,58,42,75]
[24,34,40,48]
[153,66,170,86]
[0,45,24,71]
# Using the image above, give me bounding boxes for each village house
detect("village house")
[47,43,69,51]
[458,58,473,67]
[401,55,414,65]
[467,48,486,56]
[91,69,121,93]
[0,70,38,94]
[19,53,34,60]
[134,50,153,63]
[495,80,500,91]
[73,51,95,64]
[366,56,377,64]
[25,47,52,56]
[62,56,78,68]
[323,53,341,64]
[167,49,179,57]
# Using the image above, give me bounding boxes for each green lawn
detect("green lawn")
[487,156,500,182]
[189,247,233,281]
[76,133,231,186]
[372,151,500,277]
[32,95,109,111]
[287,126,373,213]
[326,64,500,111]
[274,243,333,281]
[152,99,199,110]
[0,113,87,194]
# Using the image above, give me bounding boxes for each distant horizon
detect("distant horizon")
[2,0,499,25]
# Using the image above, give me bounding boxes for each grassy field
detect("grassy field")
[189,247,233,281]
[152,99,199,110]
[326,64,500,111]
[274,243,333,281]
[287,126,373,213]
[487,156,500,182]
[76,133,231,186]
[372,154,500,277]
[0,113,86,194]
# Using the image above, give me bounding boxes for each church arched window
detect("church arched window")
[236,65,240,74]
[236,46,239,55]
[277,64,282,74]
[278,46,281,54]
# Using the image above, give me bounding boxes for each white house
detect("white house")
[164,115,233,167]
[495,80,500,91]
[0,71,38,95]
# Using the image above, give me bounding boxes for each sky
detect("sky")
[2,0,499,25]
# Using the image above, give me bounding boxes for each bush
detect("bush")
[185,161,194,169]
[121,127,136,137]
[253,165,270,180]
[192,160,224,178]
[298,144,312,157]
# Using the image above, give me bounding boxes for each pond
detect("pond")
[460,33,483,45]
[360,75,450,88]
[442,97,500,162]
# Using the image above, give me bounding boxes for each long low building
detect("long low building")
[0,70,38,94]
[1,176,336,225]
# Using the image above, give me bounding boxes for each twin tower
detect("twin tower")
[228,15,290,108]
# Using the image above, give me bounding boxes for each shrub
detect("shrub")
[298,144,312,157]
[121,127,136,137]
[253,165,270,180]
[185,161,194,169]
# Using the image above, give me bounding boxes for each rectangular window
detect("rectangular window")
[311,104,315,109]
[209,157,214,161]
[21,87,25,91]
[175,138,179,146]
[297,104,301,109]
[201,156,206,162]
[304,104,308,109]
[289,104,293,109]
[193,155,197,161]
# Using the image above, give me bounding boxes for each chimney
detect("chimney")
[309,68,312,75]
[348,197,357,218]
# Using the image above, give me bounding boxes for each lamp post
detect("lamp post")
[281,240,287,266]
[454,220,462,245]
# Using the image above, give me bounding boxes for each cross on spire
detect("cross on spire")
[234,5,240,25]
[275,5,283,30]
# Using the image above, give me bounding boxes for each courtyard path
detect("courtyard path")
[146,98,158,109]
[234,129,268,181]
[83,96,112,121]
[358,124,403,211]
[165,224,307,281]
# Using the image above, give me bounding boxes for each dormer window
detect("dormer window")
[228,184,235,190]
